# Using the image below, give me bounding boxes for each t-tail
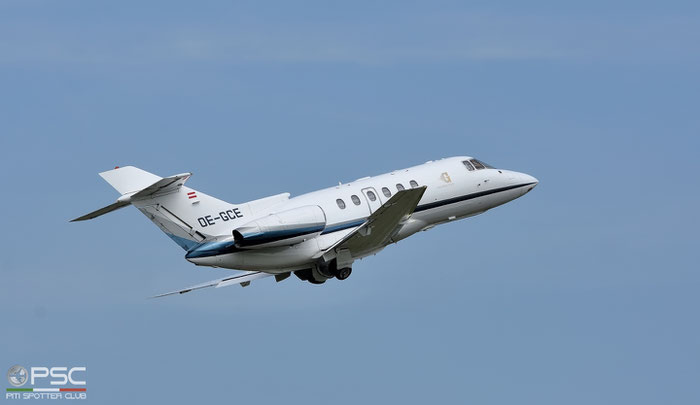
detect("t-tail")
[71,166,239,250]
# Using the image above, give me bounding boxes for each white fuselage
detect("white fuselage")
[186,156,538,272]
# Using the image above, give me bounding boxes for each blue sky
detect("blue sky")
[1,1,699,403]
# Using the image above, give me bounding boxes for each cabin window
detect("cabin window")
[409,180,419,188]
[351,195,361,205]
[462,160,475,171]
[396,183,405,191]
[336,199,346,209]
[367,190,377,201]
[382,187,391,198]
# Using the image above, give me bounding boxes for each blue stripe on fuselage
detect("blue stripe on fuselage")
[185,240,240,259]
[238,225,325,245]
[320,219,365,235]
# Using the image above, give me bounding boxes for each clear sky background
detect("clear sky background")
[1,1,699,403]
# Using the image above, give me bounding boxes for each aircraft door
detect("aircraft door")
[361,187,382,213]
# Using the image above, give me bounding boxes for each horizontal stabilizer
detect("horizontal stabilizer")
[130,173,192,200]
[70,200,131,222]
[71,167,192,222]
[151,271,274,298]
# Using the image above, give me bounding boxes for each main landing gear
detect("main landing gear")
[334,267,352,280]
[325,258,352,281]
[294,259,353,284]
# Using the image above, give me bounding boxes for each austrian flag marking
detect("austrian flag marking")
[187,191,197,199]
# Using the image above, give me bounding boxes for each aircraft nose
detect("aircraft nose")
[502,170,538,189]
[520,173,538,196]
[510,171,538,194]
[523,173,538,187]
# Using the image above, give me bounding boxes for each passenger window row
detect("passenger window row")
[335,180,420,209]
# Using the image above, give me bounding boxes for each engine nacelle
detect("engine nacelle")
[232,205,326,248]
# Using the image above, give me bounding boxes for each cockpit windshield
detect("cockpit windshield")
[462,159,494,171]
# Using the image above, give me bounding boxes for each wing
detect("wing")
[321,186,427,259]
[151,271,274,298]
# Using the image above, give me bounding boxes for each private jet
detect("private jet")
[72,157,538,297]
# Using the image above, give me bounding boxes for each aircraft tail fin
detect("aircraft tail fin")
[98,166,162,195]
[71,166,229,251]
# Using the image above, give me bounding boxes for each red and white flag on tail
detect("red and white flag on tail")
[187,191,199,203]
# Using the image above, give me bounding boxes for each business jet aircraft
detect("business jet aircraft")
[72,157,537,297]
